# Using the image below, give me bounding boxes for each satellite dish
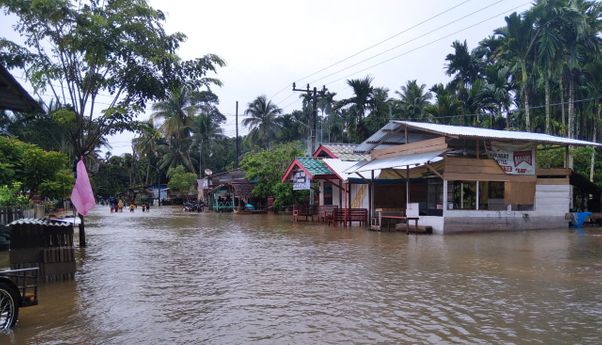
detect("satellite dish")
[204,169,213,176]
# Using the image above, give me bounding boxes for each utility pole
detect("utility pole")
[292,83,327,155]
[235,101,239,168]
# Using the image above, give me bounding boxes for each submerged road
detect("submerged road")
[2,206,602,344]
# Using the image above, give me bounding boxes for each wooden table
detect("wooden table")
[381,215,419,233]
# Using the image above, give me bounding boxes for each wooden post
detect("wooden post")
[406,165,410,210]
[78,214,86,248]
[370,170,374,219]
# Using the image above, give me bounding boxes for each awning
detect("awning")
[322,158,357,181]
[345,150,445,174]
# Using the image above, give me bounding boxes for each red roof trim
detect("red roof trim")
[312,145,337,158]
[281,159,314,183]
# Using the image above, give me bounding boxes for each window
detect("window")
[323,182,333,205]
[448,181,477,210]
[426,179,443,215]
[479,181,505,210]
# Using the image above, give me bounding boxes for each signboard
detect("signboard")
[292,170,310,190]
[487,142,535,175]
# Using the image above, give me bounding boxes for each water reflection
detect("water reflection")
[2,207,602,344]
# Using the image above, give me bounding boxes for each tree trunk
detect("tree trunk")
[521,62,530,132]
[559,75,566,135]
[544,67,551,134]
[145,162,150,185]
[568,72,575,139]
[199,138,203,179]
[591,106,600,182]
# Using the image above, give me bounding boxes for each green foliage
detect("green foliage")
[537,146,602,187]
[0,136,72,198]
[0,182,30,207]
[92,155,132,197]
[167,165,197,195]
[0,0,224,157]
[240,142,304,209]
[271,181,308,210]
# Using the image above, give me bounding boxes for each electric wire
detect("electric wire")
[267,0,474,100]
[323,2,531,87]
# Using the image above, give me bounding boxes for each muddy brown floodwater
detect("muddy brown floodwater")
[1,206,602,344]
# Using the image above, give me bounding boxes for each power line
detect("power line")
[310,0,511,85]
[323,2,531,87]
[301,0,476,84]
[267,0,474,100]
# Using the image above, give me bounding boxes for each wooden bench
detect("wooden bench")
[292,205,318,222]
[318,205,338,223]
[372,209,419,233]
[330,208,368,227]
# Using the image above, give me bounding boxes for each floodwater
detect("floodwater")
[2,206,602,344]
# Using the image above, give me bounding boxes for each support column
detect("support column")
[442,179,448,216]
[405,165,410,210]
[368,170,374,219]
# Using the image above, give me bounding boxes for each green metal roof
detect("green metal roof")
[297,157,333,176]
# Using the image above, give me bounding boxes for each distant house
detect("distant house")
[207,169,259,211]
[282,121,601,233]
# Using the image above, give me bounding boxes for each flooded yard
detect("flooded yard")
[2,206,602,344]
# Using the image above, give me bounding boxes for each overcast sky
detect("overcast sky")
[1,0,534,155]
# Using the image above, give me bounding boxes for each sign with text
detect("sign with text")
[292,170,310,190]
[487,142,535,175]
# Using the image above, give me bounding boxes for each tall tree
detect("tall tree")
[395,80,432,121]
[0,0,224,158]
[336,76,375,141]
[243,95,282,149]
[494,12,537,131]
[532,0,565,134]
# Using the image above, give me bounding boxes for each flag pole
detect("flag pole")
[72,157,95,248]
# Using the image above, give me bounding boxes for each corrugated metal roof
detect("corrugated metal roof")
[322,158,357,180]
[394,121,601,147]
[8,218,72,227]
[320,143,369,160]
[345,150,445,174]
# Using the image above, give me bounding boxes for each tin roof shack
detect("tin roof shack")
[208,169,259,211]
[282,144,374,227]
[347,120,601,234]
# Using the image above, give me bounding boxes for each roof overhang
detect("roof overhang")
[281,158,314,183]
[346,150,445,174]
[393,121,602,147]
[0,65,43,113]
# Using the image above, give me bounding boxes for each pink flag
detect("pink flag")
[71,159,96,216]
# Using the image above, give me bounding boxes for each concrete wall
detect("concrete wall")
[441,184,570,233]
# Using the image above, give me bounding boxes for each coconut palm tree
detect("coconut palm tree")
[243,95,282,149]
[191,113,224,178]
[396,80,432,121]
[337,76,375,122]
[133,119,162,184]
[151,87,197,142]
